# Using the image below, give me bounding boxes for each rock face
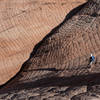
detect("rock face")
[0,0,86,85]
[1,0,100,100]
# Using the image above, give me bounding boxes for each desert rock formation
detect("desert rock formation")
[0,0,86,85]
[0,0,100,100]
[2,0,100,100]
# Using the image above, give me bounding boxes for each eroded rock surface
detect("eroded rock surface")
[1,0,100,100]
[0,0,86,85]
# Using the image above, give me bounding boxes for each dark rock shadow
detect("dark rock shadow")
[33,68,60,71]
[0,72,100,94]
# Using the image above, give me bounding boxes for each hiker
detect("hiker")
[90,54,95,65]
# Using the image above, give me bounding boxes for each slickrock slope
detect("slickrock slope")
[0,0,86,85]
[1,0,100,100]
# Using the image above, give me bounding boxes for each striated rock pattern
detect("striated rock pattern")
[1,0,100,100]
[0,0,86,85]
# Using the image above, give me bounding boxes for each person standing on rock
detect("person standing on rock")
[90,54,95,65]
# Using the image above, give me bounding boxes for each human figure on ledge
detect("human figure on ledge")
[90,54,95,65]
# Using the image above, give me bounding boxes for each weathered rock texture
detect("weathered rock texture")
[1,0,100,100]
[0,0,86,85]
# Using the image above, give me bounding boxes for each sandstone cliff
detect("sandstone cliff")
[1,0,100,100]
